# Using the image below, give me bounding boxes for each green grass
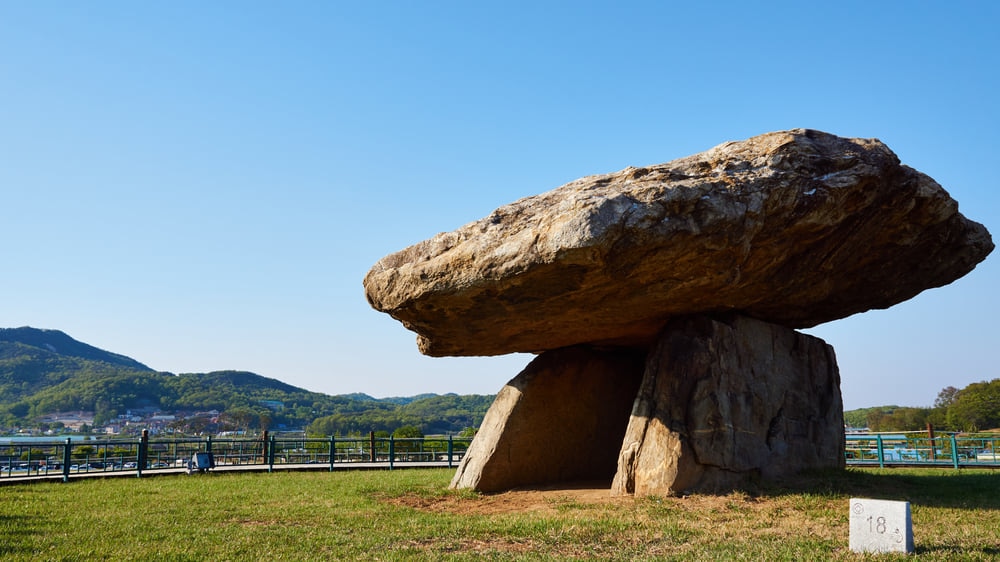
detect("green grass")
[0,467,997,560]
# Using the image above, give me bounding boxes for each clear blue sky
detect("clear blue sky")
[1,2,996,410]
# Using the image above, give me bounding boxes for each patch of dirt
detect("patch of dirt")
[387,482,810,522]
[384,484,848,556]
[400,537,542,554]
[387,481,632,515]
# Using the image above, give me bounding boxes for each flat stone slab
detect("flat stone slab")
[849,498,914,554]
[365,129,993,357]
[611,314,844,496]
[450,346,644,492]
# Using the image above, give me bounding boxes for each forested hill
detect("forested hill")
[0,327,152,370]
[0,327,493,434]
[0,327,155,404]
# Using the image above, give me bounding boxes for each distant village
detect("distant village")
[12,400,288,437]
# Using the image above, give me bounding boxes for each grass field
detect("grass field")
[1,467,997,560]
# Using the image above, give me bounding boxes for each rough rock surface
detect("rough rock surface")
[611,314,845,496]
[450,346,644,492]
[364,129,993,357]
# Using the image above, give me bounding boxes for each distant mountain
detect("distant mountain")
[336,393,440,406]
[339,393,379,402]
[843,406,904,428]
[379,393,439,405]
[0,327,155,405]
[185,370,304,394]
[0,327,151,370]
[0,326,494,434]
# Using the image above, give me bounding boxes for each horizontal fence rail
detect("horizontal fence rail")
[0,431,472,484]
[4,431,998,484]
[845,433,1000,469]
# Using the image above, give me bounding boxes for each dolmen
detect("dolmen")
[364,129,993,496]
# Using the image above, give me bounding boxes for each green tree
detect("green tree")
[72,445,96,460]
[220,407,256,434]
[185,416,211,435]
[866,409,887,432]
[306,414,345,437]
[19,449,46,461]
[393,425,423,439]
[946,379,1000,432]
[926,406,948,430]
[935,386,960,409]
[392,425,424,453]
[8,401,29,418]
[878,407,931,431]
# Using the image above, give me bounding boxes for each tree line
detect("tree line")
[1,348,494,435]
[1,328,495,436]
[304,394,493,436]
[844,378,1000,433]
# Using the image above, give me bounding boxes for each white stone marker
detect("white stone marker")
[849,498,914,554]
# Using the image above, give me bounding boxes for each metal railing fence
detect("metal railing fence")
[0,431,472,483]
[4,431,997,483]
[845,433,1000,468]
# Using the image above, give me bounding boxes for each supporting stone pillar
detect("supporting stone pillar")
[450,346,644,492]
[612,314,845,496]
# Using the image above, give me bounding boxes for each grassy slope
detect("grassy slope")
[0,468,998,560]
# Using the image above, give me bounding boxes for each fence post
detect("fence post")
[927,423,936,461]
[261,430,269,469]
[137,430,148,478]
[369,431,376,463]
[876,435,885,468]
[447,436,454,468]
[329,435,336,472]
[951,434,960,469]
[62,438,72,483]
[388,436,395,470]
[205,435,213,454]
[268,434,276,473]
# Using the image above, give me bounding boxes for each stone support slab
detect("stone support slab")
[612,314,845,496]
[450,346,644,492]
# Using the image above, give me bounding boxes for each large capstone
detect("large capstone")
[365,129,992,357]
[365,129,992,495]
